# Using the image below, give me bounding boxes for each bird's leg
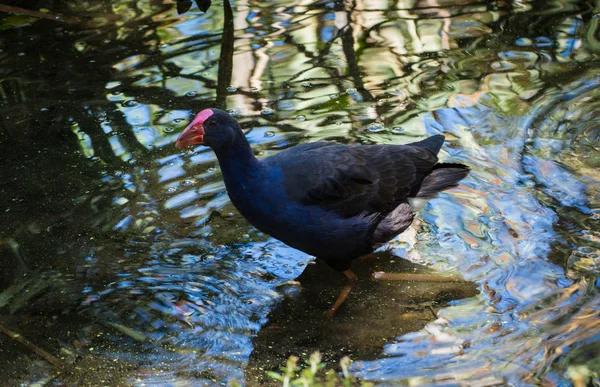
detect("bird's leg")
[343,270,358,280]
[327,270,357,318]
[359,253,378,262]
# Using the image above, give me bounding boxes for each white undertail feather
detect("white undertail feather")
[381,218,424,265]
[408,197,433,212]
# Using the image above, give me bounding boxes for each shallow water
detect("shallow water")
[0,0,599,385]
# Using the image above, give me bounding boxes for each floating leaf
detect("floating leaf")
[176,0,192,14]
[176,0,211,14]
[195,0,212,13]
[0,15,38,31]
[0,278,32,309]
[107,322,148,342]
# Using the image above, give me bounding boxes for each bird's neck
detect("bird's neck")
[215,135,261,182]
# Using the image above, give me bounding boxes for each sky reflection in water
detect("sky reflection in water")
[0,0,599,385]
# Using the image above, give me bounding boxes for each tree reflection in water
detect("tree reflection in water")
[0,0,599,385]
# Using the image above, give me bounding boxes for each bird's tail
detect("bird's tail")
[416,163,470,198]
[410,134,446,155]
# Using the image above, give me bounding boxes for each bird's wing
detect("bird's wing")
[268,142,439,217]
[270,141,338,155]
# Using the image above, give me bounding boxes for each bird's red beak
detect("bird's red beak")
[175,109,214,147]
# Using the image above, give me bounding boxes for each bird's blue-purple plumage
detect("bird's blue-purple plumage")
[202,109,469,271]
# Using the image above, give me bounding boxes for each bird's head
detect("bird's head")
[175,108,242,150]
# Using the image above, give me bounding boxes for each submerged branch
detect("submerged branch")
[0,321,67,370]
[0,5,80,24]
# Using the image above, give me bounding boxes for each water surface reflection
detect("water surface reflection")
[0,0,599,385]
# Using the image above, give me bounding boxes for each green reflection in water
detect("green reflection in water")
[0,0,599,385]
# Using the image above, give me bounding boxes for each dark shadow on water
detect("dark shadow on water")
[247,251,478,385]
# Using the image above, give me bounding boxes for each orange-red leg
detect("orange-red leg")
[327,270,357,318]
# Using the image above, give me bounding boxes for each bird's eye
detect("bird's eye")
[208,121,217,127]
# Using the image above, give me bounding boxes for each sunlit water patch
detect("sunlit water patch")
[1,0,599,385]
[352,76,600,387]
[80,236,307,385]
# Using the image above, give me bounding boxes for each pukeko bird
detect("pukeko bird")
[176,108,469,315]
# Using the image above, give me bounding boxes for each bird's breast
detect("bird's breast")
[224,169,373,259]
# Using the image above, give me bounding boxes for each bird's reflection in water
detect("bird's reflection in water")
[247,249,478,384]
